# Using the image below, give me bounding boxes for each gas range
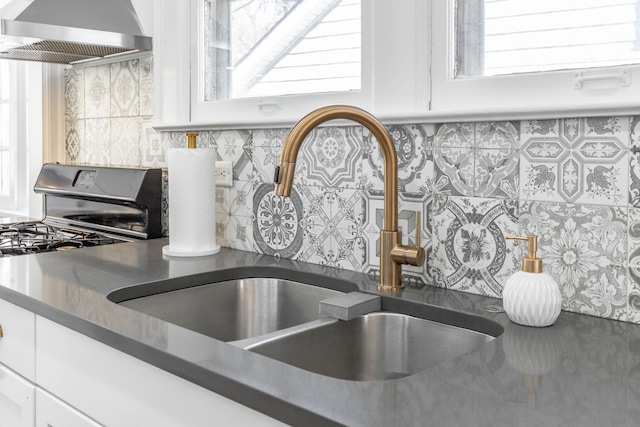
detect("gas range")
[0,164,163,257]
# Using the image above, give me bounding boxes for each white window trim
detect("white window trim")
[154,0,430,129]
[154,0,639,133]
[430,0,640,121]
[0,62,57,218]
[190,0,366,124]
[0,61,23,210]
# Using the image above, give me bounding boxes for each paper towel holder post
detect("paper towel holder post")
[186,132,198,149]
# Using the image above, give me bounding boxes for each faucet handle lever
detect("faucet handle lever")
[390,211,425,267]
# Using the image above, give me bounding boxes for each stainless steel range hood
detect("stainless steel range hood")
[0,0,152,64]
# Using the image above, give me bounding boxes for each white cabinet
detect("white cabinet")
[0,363,35,427]
[36,389,101,427]
[0,298,36,381]
[36,316,286,427]
[0,298,285,426]
[0,299,99,426]
[0,298,36,426]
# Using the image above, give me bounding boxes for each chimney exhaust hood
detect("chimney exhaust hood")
[0,0,152,64]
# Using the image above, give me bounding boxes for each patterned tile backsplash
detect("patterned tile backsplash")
[65,58,640,324]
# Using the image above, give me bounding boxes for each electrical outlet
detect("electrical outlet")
[215,161,233,187]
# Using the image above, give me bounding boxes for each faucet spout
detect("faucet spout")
[274,105,425,291]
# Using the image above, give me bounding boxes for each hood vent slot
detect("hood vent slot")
[0,40,132,63]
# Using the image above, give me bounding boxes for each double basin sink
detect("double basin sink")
[108,275,502,381]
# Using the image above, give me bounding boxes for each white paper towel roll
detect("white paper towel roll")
[163,148,221,257]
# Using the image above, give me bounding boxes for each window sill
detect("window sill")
[152,100,640,132]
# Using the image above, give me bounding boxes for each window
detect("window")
[432,0,640,118]
[203,0,361,100]
[190,0,428,124]
[456,0,640,78]
[0,60,27,213]
[168,0,637,126]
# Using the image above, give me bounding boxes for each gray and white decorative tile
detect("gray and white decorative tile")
[84,65,110,118]
[210,130,253,181]
[215,179,253,219]
[431,196,519,297]
[362,124,434,193]
[187,130,215,148]
[296,220,368,271]
[164,131,190,149]
[217,213,255,253]
[65,120,84,164]
[296,126,362,189]
[295,185,367,271]
[475,147,519,198]
[434,122,475,148]
[520,117,629,206]
[253,128,290,184]
[629,116,640,207]
[110,117,141,167]
[111,59,140,117]
[84,118,110,165]
[520,201,628,321]
[252,183,304,258]
[475,122,520,150]
[434,122,519,199]
[628,207,640,323]
[139,56,154,117]
[140,123,169,167]
[64,68,84,121]
[363,190,432,287]
[474,122,520,198]
[434,123,475,197]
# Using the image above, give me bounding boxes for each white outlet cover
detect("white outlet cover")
[215,161,233,187]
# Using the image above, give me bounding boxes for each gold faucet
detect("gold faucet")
[274,105,425,291]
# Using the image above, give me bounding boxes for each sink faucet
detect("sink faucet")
[274,105,425,291]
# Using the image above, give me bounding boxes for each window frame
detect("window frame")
[155,0,640,131]
[430,0,640,120]
[0,61,53,217]
[0,60,26,212]
[188,0,430,126]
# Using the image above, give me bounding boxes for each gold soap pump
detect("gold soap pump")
[507,235,542,273]
[502,235,562,327]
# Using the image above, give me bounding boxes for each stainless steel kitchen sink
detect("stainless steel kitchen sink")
[109,272,501,381]
[245,312,496,381]
[115,278,345,342]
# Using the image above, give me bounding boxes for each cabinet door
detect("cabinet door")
[0,298,36,381]
[36,388,102,427]
[0,363,35,427]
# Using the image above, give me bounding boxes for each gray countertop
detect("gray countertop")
[0,238,637,426]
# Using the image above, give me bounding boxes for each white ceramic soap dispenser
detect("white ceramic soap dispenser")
[502,235,562,327]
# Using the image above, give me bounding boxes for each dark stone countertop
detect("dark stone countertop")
[0,238,637,426]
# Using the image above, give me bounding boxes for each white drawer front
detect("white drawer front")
[36,388,102,427]
[0,299,36,381]
[0,363,35,427]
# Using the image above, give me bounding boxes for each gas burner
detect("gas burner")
[0,222,122,255]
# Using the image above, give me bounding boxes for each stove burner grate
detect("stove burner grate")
[0,222,119,257]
